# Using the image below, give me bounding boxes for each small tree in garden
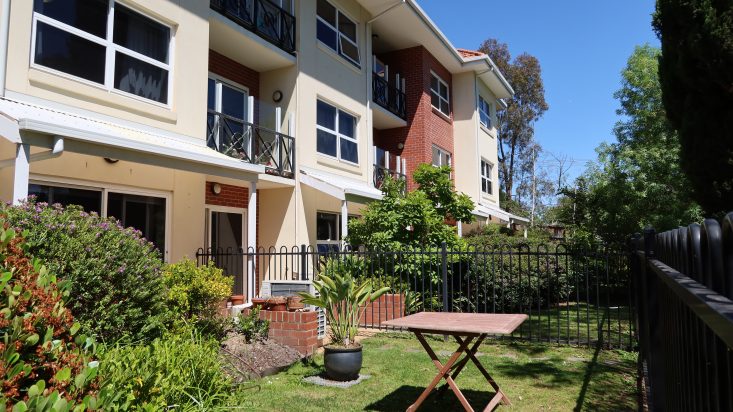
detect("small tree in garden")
[0,223,102,410]
[347,164,474,249]
[0,200,167,342]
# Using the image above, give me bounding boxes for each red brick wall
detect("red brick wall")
[374,46,454,191]
[243,309,320,356]
[360,293,406,327]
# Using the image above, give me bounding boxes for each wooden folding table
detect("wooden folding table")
[382,312,528,412]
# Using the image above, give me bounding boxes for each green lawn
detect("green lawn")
[232,333,638,411]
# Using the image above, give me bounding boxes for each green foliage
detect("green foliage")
[550,45,702,243]
[163,258,232,322]
[654,0,733,215]
[299,266,389,346]
[347,165,473,249]
[97,331,232,411]
[0,200,167,342]
[0,223,102,410]
[233,306,269,343]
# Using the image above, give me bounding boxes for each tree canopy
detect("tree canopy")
[653,0,733,215]
[346,164,473,249]
[550,45,701,243]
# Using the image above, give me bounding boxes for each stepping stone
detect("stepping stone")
[303,374,371,388]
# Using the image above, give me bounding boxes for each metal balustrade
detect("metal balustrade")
[210,0,296,55]
[372,72,407,119]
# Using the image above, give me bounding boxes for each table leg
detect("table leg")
[408,332,475,412]
[436,334,486,397]
[453,335,512,410]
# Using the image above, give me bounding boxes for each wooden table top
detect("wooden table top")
[382,312,528,335]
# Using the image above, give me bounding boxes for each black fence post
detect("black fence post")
[300,244,307,281]
[441,241,449,313]
[642,226,667,410]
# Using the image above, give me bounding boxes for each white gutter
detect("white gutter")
[0,0,10,96]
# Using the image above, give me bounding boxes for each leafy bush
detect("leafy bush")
[98,331,232,411]
[163,258,233,322]
[0,200,166,342]
[233,306,269,343]
[0,223,101,410]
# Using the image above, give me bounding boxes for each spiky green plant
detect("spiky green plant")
[298,269,389,347]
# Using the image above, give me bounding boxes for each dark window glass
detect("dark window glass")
[34,22,106,84]
[316,212,338,241]
[28,184,102,214]
[339,37,359,64]
[317,129,337,157]
[338,110,355,137]
[34,0,108,38]
[113,4,169,63]
[114,52,168,103]
[431,76,438,92]
[431,93,440,110]
[317,19,337,51]
[316,0,336,25]
[375,147,385,167]
[107,192,166,252]
[221,84,246,120]
[338,14,356,41]
[207,78,216,110]
[340,139,357,163]
[317,100,336,129]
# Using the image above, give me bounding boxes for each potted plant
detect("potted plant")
[298,271,389,381]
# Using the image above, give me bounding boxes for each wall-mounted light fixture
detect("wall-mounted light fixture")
[272,90,283,103]
[104,158,119,164]
[397,143,405,150]
[211,183,222,195]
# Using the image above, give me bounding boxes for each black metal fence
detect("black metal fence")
[632,214,733,412]
[197,243,634,350]
[210,0,296,54]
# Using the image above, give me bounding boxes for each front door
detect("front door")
[208,207,246,296]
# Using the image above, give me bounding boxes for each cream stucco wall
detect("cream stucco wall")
[5,0,210,139]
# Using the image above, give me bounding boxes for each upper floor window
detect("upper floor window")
[32,0,172,105]
[432,145,451,168]
[430,72,450,116]
[317,100,358,164]
[478,96,492,128]
[317,0,360,67]
[480,159,493,195]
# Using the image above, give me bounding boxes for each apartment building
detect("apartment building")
[0,0,521,301]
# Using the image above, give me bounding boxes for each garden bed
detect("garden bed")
[220,334,302,382]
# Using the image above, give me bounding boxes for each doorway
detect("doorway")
[207,206,246,297]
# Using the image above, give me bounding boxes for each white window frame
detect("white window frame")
[478,96,492,129]
[480,158,493,195]
[316,99,359,165]
[316,0,361,67]
[432,145,452,170]
[29,176,172,261]
[316,211,357,251]
[30,1,175,108]
[430,71,450,116]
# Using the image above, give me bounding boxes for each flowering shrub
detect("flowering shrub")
[0,199,167,342]
[163,258,232,321]
[0,222,101,409]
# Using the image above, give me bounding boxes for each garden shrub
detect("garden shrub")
[98,331,232,410]
[0,223,102,410]
[163,258,232,321]
[233,306,269,343]
[0,200,167,342]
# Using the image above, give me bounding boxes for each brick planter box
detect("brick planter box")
[361,293,406,327]
[242,308,320,356]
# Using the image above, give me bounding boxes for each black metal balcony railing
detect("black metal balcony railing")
[373,164,406,190]
[210,0,296,55]
[207,110,294,178]
[372,72,406,120]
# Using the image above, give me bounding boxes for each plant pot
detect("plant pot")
[251,297,267,309]
[266,296,287,312]
[324,344,362,381]
[230,295,245,306]
[287,295,304,311]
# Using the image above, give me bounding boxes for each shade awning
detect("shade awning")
[300,166,383,202]
[473,202,510,222]
[0,98,264,180]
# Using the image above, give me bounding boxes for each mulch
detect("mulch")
[220,334,302,382]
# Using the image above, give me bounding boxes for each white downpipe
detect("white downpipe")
[247,181,257,302]
[341,199,348,247]
[0,0,10,97]
[247,95,254,159]
[12,143,29,204]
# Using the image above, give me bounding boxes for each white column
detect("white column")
[12,143,29,205]
[247,181,257,302]
[457,221,463,237]
[341,199,348,247]
[247,95,255,158]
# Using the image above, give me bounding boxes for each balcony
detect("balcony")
[207,110,294,178]
[372,72,406,120]
[373,164,405,190]
[373,146,406,190]
[210,0,296,55]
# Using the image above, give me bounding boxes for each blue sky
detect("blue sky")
[419,0,659,182]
